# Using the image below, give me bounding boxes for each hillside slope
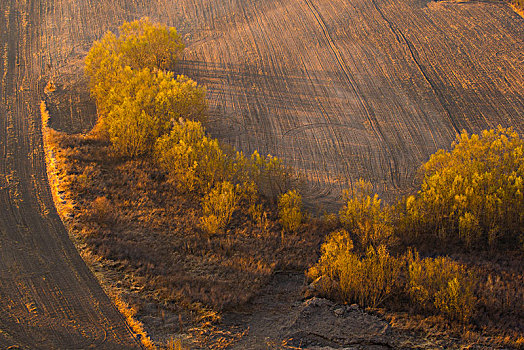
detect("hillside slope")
[0,0,522,347]
[44,0,524,206]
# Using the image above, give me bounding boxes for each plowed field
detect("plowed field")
[0,1,142,348]
[174,0,524,206]
[1,0,522,347]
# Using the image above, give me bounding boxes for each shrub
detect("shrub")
[406,250,476,322]
[91,196,115,224]
[154,120,229,192]
[201,181,240,234]
[339,179,394,249]
[102,68,205,157]
[239,180,265,225]
[308,229,403,307]
[85,18,205,158]
[85,18,184,98]
[249,151,296,200]
[401,127,524,249]
[117,17,185,71]
[84,31,124,108]
[309,231,478,319]
[278,190,303,233]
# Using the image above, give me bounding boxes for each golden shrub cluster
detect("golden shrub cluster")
[153,118,297,233]
[200,181,241,234]
[311,128,523,323]
[339,179,394,249]
[85,18,299,235]
[278,190,303,233]
[400,127,524,249]
[308,231,402,308]
[85,18,206,158]
[406,250,476,322]
[309,229,476,321]
[154,119,228,193]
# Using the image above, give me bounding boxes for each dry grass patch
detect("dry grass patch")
[46,128,324,347]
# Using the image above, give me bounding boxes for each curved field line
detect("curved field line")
[302,0,394,160]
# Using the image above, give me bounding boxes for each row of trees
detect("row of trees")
[309,127,523,323]
[85,18,298,234]
[84,18,522,327]
[335,127,524,252]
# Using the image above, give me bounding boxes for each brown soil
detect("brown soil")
[210,272,521,349]
[0,1,142,348]
[44,125,524,349]
[40,0,524,208]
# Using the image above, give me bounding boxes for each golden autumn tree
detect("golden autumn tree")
[84,18,206,157]
[403,127,524,249]
[339,180,394,249]
[154,119,229,192]
[117,17,184,71]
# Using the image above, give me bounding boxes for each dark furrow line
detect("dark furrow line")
[369,0,461,134]
[302,0,400,188]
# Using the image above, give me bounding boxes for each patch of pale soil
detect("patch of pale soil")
[219,272,438,350]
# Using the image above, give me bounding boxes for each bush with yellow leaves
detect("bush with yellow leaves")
[154,119,229,193]
[278,190,303,233]
[85,18,206,158]
[339,179,394,249]
[401,127,524,250]
[406,250,476,322]
[309,227,477,320]
[308,229,403,308]
[85,17,184,103]
[200,181,241,234]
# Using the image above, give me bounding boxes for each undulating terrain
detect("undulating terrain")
[1,0,523,348]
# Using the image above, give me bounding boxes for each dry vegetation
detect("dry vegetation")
[41,19,326,348]
[3,0,522,347]
[44,124,325,348]
[42,17,524,349]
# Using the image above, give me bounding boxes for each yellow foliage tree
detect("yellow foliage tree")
[308,229,403,308]
[200,181,241,234]
[104,68,206,157]
[339,179,394,249]
[278,190,303,233]
[85,18,184,96]
[117,17,185,71]
[403,127,524,249]
[154,119,229,193]
[406,250,476,322]
[84,18,206,158]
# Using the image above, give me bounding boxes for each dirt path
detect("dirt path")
[219,273,413,349]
